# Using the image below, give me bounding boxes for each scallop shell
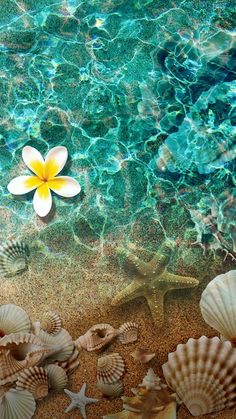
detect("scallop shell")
[200,270,236,342]
[45,365,68,390]
[162,335,236,416]
[16,367,49,400]
[76,323,118,352]
[37,328,74,362]
[118,322,138,345]
[56,345,80,375]
[41,311,62,336]
[0,389,36,419]
[0,240,30,277]
[131,348,156,364]
[97,381,124,398]
[97,353,125,384]
[0,304,31,337]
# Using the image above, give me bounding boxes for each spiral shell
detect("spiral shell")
[0,389,36,419]
[97,353,125,384]
[97,381,124,398]
[41,311,62,336]
[118,322,138,345]
[162,335,236,416]
[131,348,156,364]
[76,323,118,352]
[16,367,49,400]
[0,240,30,277]
[0,304,31,337]
[45,365,68,390]
[200,270,236,342]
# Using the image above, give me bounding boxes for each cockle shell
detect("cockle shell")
[36,328,74,362]
[0,240,30,277]
[56,344,80,375]
[118,322,138,345]
[45,365,68,390]
[16,366,49,400]
[40,311,62,335]
[76,323,118,352]
[0,304,31,337]
[97,353,125,384]
[200,270,236,343]
[131,348,156,363]
[162,335,236,416]
[97,381,124,398]
[0,389,36,419]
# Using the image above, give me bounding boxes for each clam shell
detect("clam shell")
[0,240,30,277]
[76,323,118,352]
[0,304,31,337]
[118,322,138,345]
[200,270,236,342]
[37,328,74,362]
[0,389,36,419]
[162,335,236,416]
[41,311,62,336]
[97,381,124,398]
[56,345,80,375]
[45,365,68,390]
[16,367,49,400]
[97,353,125,384]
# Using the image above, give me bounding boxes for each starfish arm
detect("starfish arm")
[111,279,144,306]
[163,271,199,290]
[80,382,87,397]
[80,405,87,419]
[126,252,152,276]
[145,290,165,327]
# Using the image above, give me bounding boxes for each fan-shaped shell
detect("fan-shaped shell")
[200,270,236,342]
[56,345,80,375]
[45,365,68,390]
[0,240,30,277]
[76,323,118,352]
[0,389,36,419]
[97,381,124,398]
[37,328,74,362]
[97,353,125,384]
[16,367,48,400]
[41,311,62,336]
[162,335,236,416]
[0,304,31,337]
[118,322,138,345]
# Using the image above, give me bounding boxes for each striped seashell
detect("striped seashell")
[162,336,236,416]
[45,365,68,390]
[97,380,124,398]
[118,322,138,344]
[16,367,49,400]
[56,344,80,375]
[76,323,118,352]
[97,353,125,384]
[0,304,31,337]
[41,311,62,336]
[36,328,74,362]
[0,240,30,277]
[0,389,36,419]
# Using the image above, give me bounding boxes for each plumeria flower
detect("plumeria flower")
[7,146,81,217]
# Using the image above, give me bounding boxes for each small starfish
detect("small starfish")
[64,383,99,418]
[112,240,199,327]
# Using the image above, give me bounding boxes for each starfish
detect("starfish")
[64,383,99,418]
[112,240,199,327]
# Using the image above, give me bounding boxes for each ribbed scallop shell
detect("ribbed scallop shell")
[0,240,30,277]
[200,270,236,342]
[118,322,138,345]
[16,367,48,400]
[0,389,36,419]
[162,336,236,416]
[76,323,118,352]
[97,380,124,398]
[97,353,125,384]
[0,304,31,337]
[56,345,80,375]
[41,311,62,336]
[45,365,68,390]
[37,328,74,362]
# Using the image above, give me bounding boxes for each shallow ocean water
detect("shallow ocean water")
[0,0,236,418]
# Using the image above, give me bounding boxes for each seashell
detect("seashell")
[0,304,31,337]
[118,322,139,345]
[0,389,36,419]
[200,270,236,343]
[76,323,118,352]
[97,380,123,398]
[45,365,68,390]
[131,348,156,364]
[56,344,80,375]
[0,240,30,277]
[162,335,236,416]
[40,311,62,336]
[36,328,74,362]
[97,353,125,384]
[16,366,49,400]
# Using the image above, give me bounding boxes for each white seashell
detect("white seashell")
[200,270,236,343]
[0,389,36,419]
[76,323,118,352]
[16,366,48,400]
[97,353,125,384]
[56,344,80,375]
[0,304,31,337]
[45,365,68,390]
[118,322,138,345]
[41,311,62,336]
[0,240,30,277]
[97,380,124,398]
[162,335,236,416]
[131,348,156,364]
[37,328,74,362]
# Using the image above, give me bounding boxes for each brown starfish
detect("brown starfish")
[111,240,199,327]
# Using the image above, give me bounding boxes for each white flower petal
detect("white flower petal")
[48,176,81,197]
[33,183,52,217]
[7,176,43,195]
[44,146,68,179]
